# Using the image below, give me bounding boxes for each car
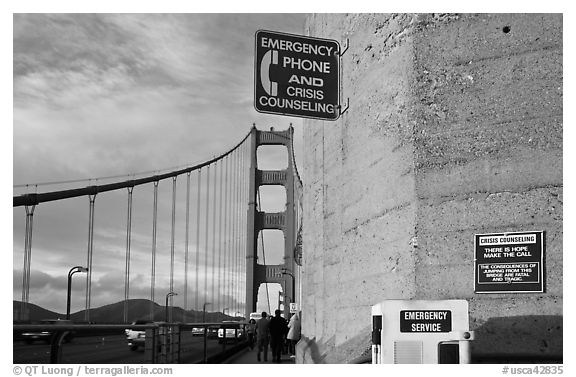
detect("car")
[202,325,218,338]
[21,319,74,344]
[191,327,205,336]
[218,321,245,343]
[125,320,166,351]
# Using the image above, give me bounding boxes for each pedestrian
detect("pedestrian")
[269,309,288,363]
[246,318,256,349]
[255,312,270,362]
[287,312,301,357]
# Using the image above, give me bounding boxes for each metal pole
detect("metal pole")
[67,266,87,320]
[165,292,177,322]
[202,302,211,363]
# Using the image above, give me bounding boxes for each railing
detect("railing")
[13,322,248,364]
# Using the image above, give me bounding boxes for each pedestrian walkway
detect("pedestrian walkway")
[224,345,295,364]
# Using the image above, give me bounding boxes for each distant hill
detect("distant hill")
[13,299,242,324]
[13,301,64,322]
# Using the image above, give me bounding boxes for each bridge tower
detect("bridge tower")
[245,126,298,319]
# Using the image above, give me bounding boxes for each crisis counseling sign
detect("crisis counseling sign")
[254,30,340,121]
[474,231,545,293]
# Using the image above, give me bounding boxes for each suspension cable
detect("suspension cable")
[235,146,242,315]
[13,128,253,201]
[241,141,248,316]
[124,186,134,323]
[184,172,191,315]
[231,149,238,314]
[195,169,202,311]
[169,177,177,321]
[224,155,230,315]
[217,157,224,313]
[204,165,210,309]
[150,181,158,318]
[211,160,218,309]
[237,147,243,315]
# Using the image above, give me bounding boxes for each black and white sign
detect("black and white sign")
[400,310,452,333]
[474,231,545,293]
[254,30,340,121]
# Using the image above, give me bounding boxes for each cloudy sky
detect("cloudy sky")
[12,13,307,316]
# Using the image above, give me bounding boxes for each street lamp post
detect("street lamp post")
[202,302,212,364]
[202,302,212,323]
[281,268,295,316]
[165,292,177,322]
[67,266,88,320]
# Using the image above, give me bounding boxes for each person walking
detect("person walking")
[246,319,256,350]
[269,309,288,363]
[287,312,301,357]
[255,312,270,362]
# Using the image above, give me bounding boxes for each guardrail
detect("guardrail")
[13,322,248,364]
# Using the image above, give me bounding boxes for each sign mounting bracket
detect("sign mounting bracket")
[339,98,350,116]
[337,38,350,56]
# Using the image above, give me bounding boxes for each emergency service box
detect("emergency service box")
[371,300,474,364]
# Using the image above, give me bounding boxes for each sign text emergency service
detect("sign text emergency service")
[254,30,340,120]
[400,310,452,333]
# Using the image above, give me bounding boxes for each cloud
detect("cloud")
[13,13,306,315]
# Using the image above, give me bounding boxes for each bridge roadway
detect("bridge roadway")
[14,334,236,364]
[224,345,295,364]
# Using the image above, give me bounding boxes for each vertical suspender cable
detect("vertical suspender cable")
[204,165,210,310]
[169,176,177,322]
[223,156,230,314]
[85,193,96,322]
[195,169,202,311]
[124,187,134,323]
[236,145,241,315]
[242,142,247,315]
[229,151,236,314]
[151,181,159,319]
[217,158,224,313]
[184,172,191,318]
[235,149,241,315]
[226,153,232,314]
[243,141,248,315]
[21,204,35,320]
[235,147,241,315]
[211,161,218,309]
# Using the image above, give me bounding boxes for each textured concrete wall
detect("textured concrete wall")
[298,13,562,363]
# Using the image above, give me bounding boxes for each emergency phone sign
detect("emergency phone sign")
[254,30,340,121]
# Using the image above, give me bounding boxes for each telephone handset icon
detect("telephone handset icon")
[260,50,278,96]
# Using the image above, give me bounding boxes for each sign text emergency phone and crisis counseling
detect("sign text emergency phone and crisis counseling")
[254,30,340,121]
